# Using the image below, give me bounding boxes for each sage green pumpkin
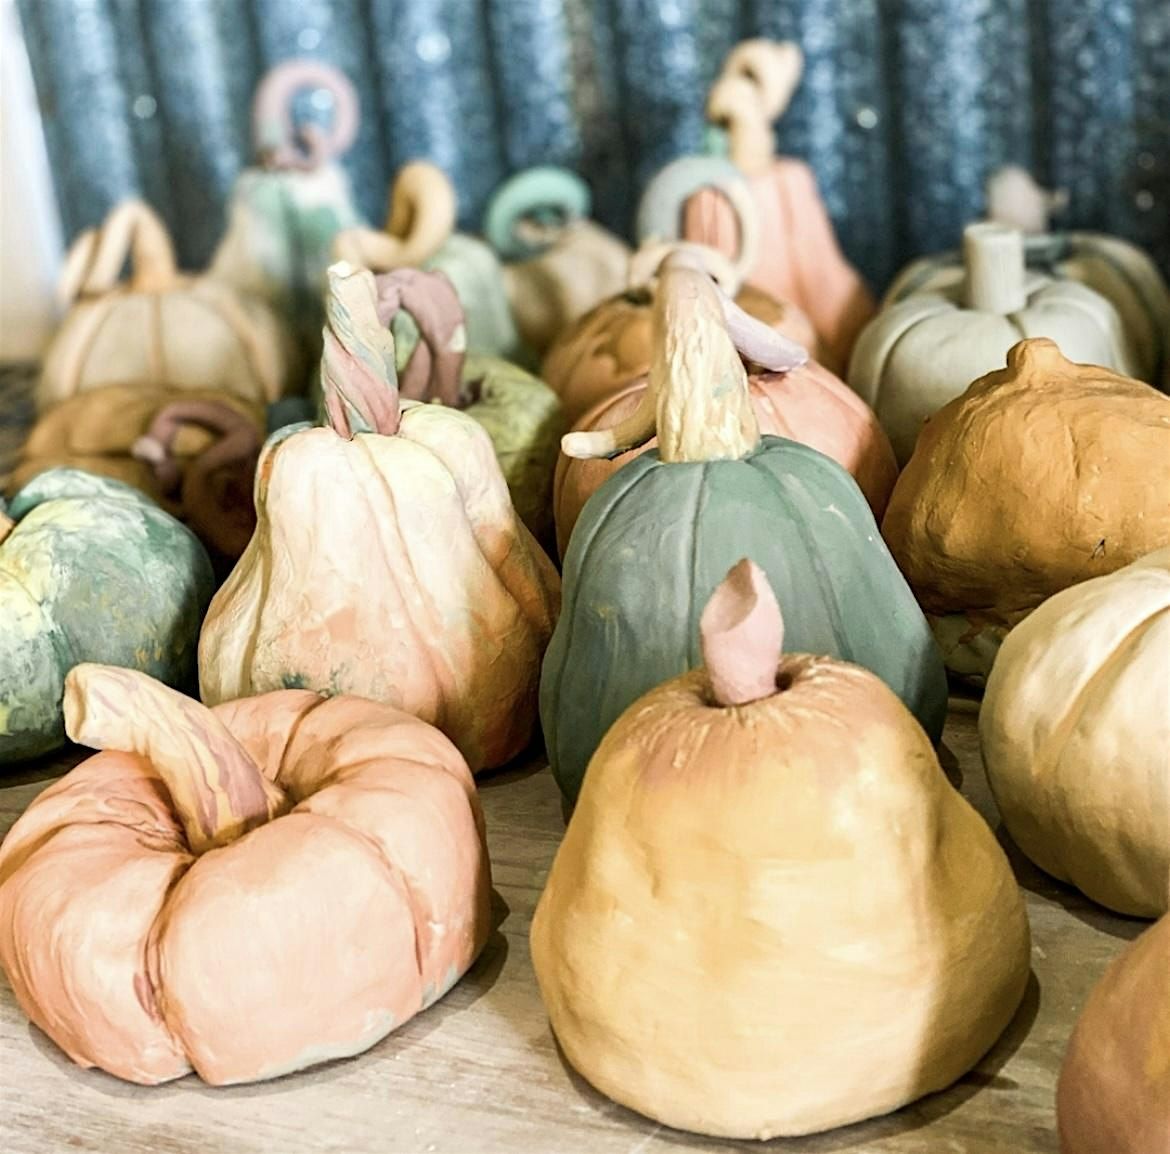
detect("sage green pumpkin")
[0,469,214,763]
[540,437,947,802]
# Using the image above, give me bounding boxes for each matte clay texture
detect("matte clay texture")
[10,385,264,558]
[552,361,898,559]
[882,338,1170,679]
[42,201,299,409]
[0,469,213,763]
[0,665,491,1087]
[541,255,945,804]
[980,548,1170,917]
[532,619,1029,1137]
[201,265,560,773]
[1057,911,1170,1154]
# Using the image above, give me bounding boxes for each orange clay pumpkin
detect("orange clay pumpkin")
[681,40,875,373]
[0,664,491,1086]
[553,356,897,560]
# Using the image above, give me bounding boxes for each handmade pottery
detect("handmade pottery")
[679,40,875,372]
[0,470,213,763]
[11,385,263,558]
[0,664,491,1085]
[540,251,947,804]
[532,560,1029,1139]
[850,222,1139,463]
[209,58,363,349]
[1056,904,1170,1154]
[200,263,560,773]
[980,548,1170,917]
[41,200,299,408]
[882,338,1170,681]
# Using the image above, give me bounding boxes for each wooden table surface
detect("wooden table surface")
[0,704,1144,1154]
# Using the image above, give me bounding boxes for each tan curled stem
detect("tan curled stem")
[63,664,287,855]
[710,40,803,175]
[700,559,785,707]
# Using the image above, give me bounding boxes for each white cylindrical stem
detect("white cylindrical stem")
[963,222,1027,314]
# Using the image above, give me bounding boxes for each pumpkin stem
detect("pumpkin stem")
[321,262,402,438]
[561,250,807,462]
[963,223,1027,314]
[252,59,359,172]
[701,559,785,707]
[63,664,288,855]
[373,268,467,408]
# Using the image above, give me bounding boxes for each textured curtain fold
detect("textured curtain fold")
[15,0,1170,289]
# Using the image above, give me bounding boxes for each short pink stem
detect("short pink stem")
[700,559,784,706]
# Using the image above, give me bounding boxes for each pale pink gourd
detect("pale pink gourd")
[199,262,560,772]
[0,664,491,1086]
[682,41,875,373]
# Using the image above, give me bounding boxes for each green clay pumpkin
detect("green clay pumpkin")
[540,253,947,804]
[0,469,214,763]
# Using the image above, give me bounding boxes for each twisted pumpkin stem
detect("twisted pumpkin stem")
[63,664,288,855]
[374,268,467,408]
[321,262,402,437]
[700,559,785,707]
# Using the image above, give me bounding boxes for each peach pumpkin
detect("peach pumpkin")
[553,357,897,559]
[0,664,491,1086]
[199,263,560,772]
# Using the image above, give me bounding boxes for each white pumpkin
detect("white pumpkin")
[848,223,1138,463]
[980,547,1170,918]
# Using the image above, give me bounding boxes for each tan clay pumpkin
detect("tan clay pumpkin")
[553,354,897,559]
[199,263,560,773]
[10,385,263,558]
[681,40,875,373]
[0,664,491,1086]
[532,560,1029,1139]
[883,338,1170,681]
[1056,903,1170,1154]
[41,200,300,408]
[980,548,1170,917]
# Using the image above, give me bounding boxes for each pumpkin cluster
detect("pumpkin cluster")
[0,36,1168,1152]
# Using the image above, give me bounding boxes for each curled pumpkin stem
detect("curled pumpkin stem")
[700,559,785,707]
[321,262,402,438]
[63,664,288,855]
[373,268,467,408]
[252,58,359,172]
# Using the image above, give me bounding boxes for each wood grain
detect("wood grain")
[0,709,1142,1154]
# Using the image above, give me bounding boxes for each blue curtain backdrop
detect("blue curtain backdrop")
[16,0,1170,291]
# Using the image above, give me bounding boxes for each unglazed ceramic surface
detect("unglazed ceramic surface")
[42,201,299,409]
[882,338,1170,680]
[532,562,1029,1139]
[0,664,491,1086]
[0,470,213,762]
[201,264,559,773]
[1056,909,1170,1154]
[980,549,1170,917]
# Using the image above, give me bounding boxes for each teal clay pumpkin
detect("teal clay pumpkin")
[0,469,214,762]
[540,253,947,804]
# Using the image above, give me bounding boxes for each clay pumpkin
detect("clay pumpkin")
[41,200,300,409]
[0,470,213,763]
[677,40,875,373]
[317,267,564,544]
[209,58,363,348]
[540,251,947,804]
[0,663,491,1085]
[10,385,263,558]
[980,548,1170,917]
[553,354,897,560]
[532,560,1030,1139]
[200,263,560,773]
[850,223,1139,463]
[1056,904,1170,1154]
[882,338,1170,681]
[334,162,527,364]
[481,166,631,354]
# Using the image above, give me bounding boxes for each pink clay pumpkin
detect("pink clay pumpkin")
[553,357,897,559]
[681,40,875,373]
[0,664,491,1086]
